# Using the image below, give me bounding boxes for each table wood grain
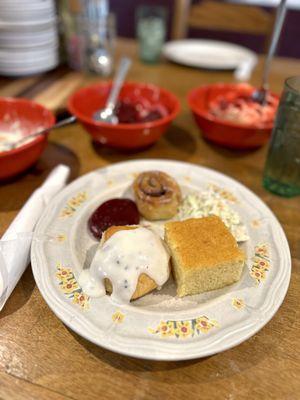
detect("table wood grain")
[0,39,299,400]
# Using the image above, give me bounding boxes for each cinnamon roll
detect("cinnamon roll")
[133,171,182,220]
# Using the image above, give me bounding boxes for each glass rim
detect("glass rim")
[136,5,167,11]
[135,5,168,19]
[285,76,300,94]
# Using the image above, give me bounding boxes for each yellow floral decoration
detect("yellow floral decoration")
[208,184,238,203]
[149,315,219,339]
[175,321,193,338]
[56,263,90,309]
[55,264,73,282]
[59,191,88,218]
[250,243,270,285]
[232,298,245,310]
[112,311,125,324]
[194,316,219,333]
[61,279,79,294]
[251,219,261,228]
[72,292,90,309]
[106,179,115,187]
[56,233,67,242]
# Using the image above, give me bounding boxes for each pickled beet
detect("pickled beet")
[115,100,165,124]
[88,198,140,240]
[115,101,139,123]
[141,110,164,122]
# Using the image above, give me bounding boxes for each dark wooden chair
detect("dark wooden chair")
[172,0,276,42]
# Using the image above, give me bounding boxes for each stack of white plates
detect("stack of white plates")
[0,0,59,76]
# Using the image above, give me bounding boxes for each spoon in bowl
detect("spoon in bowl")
[93,57,132,124]
[252,0,287,105]
[3,115,76,152]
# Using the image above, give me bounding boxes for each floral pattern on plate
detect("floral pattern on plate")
[56,233,67,242]
[112,311,125,324]
[232,298,245,310]
[59,191,88,218]
[208,183,238,203]
[251,219,261,228]
[249,243,270,285]
[56,263,90,309]
[149,316,219,339]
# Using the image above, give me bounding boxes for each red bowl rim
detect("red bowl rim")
[187,83,279,131]
[68,81,181,130]
[0,97,55,159]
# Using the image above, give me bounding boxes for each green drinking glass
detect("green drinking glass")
[136,5,167,64]
[263,76,300,197]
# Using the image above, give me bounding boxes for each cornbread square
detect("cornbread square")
[165,216,245,297]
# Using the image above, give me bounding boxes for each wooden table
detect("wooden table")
[0,39,299,400]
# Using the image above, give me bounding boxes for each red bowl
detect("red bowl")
[68,82,180,149]
[0,98,55,180]
[188,83,279,149]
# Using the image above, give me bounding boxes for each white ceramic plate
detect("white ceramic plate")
[31,160,291,361]
[0,39,58,50]
[0,0,55,13]
[0,0,54,7]
[0,10,56,21]
[163,39,257,70]
[0,57,59,76]
[0,47,58,60]
[0,17,56,30]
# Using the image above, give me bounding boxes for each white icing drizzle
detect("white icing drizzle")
[78,227,170,304]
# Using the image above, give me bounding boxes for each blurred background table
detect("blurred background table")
[0,38,299,400]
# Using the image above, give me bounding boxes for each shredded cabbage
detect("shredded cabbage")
[178,189,249,242]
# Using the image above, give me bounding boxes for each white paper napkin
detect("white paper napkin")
[0,164,70,311]
[234,57,257,82]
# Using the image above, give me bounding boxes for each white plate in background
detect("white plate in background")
[163,39,257,71]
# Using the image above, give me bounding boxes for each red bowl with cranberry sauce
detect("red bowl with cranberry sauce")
[68,82,180,149]
[0,98,55,180]
[188,83,279,149]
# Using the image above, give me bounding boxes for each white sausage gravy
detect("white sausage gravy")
[79,227,170,304]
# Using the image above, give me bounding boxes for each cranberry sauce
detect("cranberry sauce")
[88,198,140,240]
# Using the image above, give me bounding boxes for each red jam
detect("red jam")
[115,100,167,124]
[88,198,140,240]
